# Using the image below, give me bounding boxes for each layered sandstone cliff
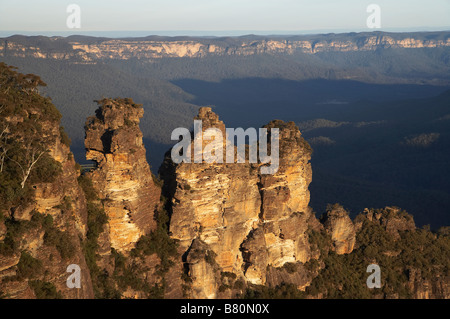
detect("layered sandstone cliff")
[0,100,93,298]
[321,204,356,254]
[84,98,161,253]
[160,107,319,298]
[1,32,449,61]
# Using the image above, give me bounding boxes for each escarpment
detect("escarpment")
[84,98,161,253]
[1,32,450,61]
[0,63,93,298]
[3,124,94,299]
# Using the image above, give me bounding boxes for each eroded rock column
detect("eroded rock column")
[85,98,161,252]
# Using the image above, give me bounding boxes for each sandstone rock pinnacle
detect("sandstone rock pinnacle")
[160,107,318,296]
[85,98,161,252]
[321,204,356,254]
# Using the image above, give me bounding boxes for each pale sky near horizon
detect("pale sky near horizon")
[0,0,449,36]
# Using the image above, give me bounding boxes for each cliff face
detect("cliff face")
[1,32,449,61]
[242,120,317,286]
[0,135,94,299]
[157,108,449,300]
[160,107,318,298]
[84,98,161,253]
[321,204,356,254]
[407,267,450,299]
[28,122,93,299]
[160,107,262,298]
[0,66,94,298]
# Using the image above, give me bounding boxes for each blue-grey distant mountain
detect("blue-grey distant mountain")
[2,31,450,60]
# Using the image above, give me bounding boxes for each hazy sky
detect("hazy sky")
[0,0,449,36]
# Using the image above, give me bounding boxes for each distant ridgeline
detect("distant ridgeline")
[0,63,449,299]
[1,31,450,61]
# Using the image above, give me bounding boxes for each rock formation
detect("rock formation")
[1,32,450,61]
[160,107,319,297]
[160,107,262,298]
[2,62,448,300]
[0,80,93,298]
[84,98,161,252]
[1,97,448,300]
[321,204,356,254]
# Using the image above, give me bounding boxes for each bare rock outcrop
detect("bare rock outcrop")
[321,204,356,254]
[407,267,450,299]
[259,120,312,221]
[160,107,317,296]
[84,98,161,252]
[253,120,314,279]
[0,113,93,299]
[185,239,220,299]
[161,107,261,275]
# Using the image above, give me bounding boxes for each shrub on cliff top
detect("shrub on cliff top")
[78,175,98,202]
[38,213,76,260]
[59,126,71,147]
[16,251,43,279]
[29,280,62,299]
[43,226,75,260]
[243,283,306,299]
[0,214,45,256]
[94,97,142,110]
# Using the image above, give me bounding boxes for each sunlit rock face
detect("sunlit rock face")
[321,204,356,255]
[85,98,161,253]
[160,107,317,295]
[244,120,315,284]
[0,100,93,299]
[161,107,261,275]
[2,34,450,61]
